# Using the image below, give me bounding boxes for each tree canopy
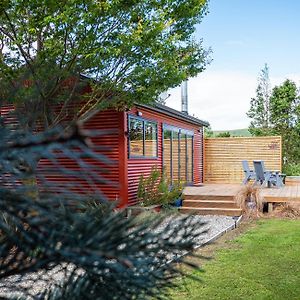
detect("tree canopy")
[0,2,211,297]
[247,63,272,136]
[0,0,211,129]
[247,66,300,166]
[270,79,300,164]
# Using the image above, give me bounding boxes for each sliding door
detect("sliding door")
[163,125,193,184]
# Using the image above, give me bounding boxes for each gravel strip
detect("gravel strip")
[192,215,237,245]
[152,214,237,263]
[0,214,237,298]
[155,214,236,246]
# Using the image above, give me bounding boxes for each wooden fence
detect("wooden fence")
[204,136,282,183]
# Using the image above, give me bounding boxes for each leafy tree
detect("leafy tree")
[0,0,211,130]
[270,79,300,164]
[248,72,300,169]
[247,64,272,136]
[204,124,213,138]
[0,2,211,297]
[0,122,207,299]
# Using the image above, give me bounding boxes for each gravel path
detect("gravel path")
[152,214,238,263]
[0,214,238,298]
[189,215,237,245]
[156,214,237,245]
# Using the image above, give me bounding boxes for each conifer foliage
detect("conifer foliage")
[247,64,272,136]
[0,122,206,299]
[247,65,300,167]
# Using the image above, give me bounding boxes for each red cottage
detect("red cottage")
[81,103,208,207]
[0,102,208,207]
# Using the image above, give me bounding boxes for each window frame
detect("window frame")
[128,115,158,159]
[162,124,194,184]
[185,133,194,183]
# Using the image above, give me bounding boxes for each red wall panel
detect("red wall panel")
[83,110,125,204]
[36,110,125,205]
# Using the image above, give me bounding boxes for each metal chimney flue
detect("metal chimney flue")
[181,80,188,114]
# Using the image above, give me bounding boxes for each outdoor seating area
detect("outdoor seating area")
[242,160,286,188]
[182,183,300,216]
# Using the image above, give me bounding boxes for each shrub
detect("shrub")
[137,167,183,206]
[235,184,263,217]
[272,202,300,218]
[283,163,300,176]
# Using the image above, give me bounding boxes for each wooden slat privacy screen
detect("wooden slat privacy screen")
[204,136,282,183]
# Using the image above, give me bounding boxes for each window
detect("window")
[163,125,194,183]
[186,134,193,182]
[172,131,179,180]
[163,129,172,179]
[129,118,143,156]
[179,132,187,182]
[129,117,158,158]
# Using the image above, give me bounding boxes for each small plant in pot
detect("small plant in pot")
[235,184,263,218]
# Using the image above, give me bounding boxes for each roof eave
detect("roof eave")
[136,103,209,127]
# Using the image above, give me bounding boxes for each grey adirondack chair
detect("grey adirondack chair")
[253,160,284,188]
[242,160,256,184]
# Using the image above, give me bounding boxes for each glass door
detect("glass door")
[163,125,194,184]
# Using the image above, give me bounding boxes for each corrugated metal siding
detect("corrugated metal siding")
[37,109,122,202]
[83,110,123,202]
[0,104,19,129]
[0,105,123,203]
[127,106,203,205]
[0,105,21,189]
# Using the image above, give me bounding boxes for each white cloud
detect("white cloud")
[271,74,300,87]
[166,70,256,130]
[165,71,300,131]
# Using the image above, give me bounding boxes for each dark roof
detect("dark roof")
[136,103,209,127]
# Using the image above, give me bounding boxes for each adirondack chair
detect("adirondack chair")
[253,160,285,188]
[242,160,256,184]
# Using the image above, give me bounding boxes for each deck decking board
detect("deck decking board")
[183,184,300,207]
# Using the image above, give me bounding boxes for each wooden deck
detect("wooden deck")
[184,184,300,202]
[181,183,300,216]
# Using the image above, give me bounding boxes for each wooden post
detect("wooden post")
[268,202,273,213]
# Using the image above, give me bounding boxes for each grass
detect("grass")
[171,219,300,300]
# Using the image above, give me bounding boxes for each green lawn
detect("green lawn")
[171,219,300,300]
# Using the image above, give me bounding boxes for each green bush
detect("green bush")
[283,163,300,176]
[137,167,183,206]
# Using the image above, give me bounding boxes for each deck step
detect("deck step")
[180,207,242,216]
[183,195,235,201]
[183,199,238,209]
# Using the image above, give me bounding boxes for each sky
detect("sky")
[165,0,300,130]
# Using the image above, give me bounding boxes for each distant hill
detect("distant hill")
[213,128,251,137]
